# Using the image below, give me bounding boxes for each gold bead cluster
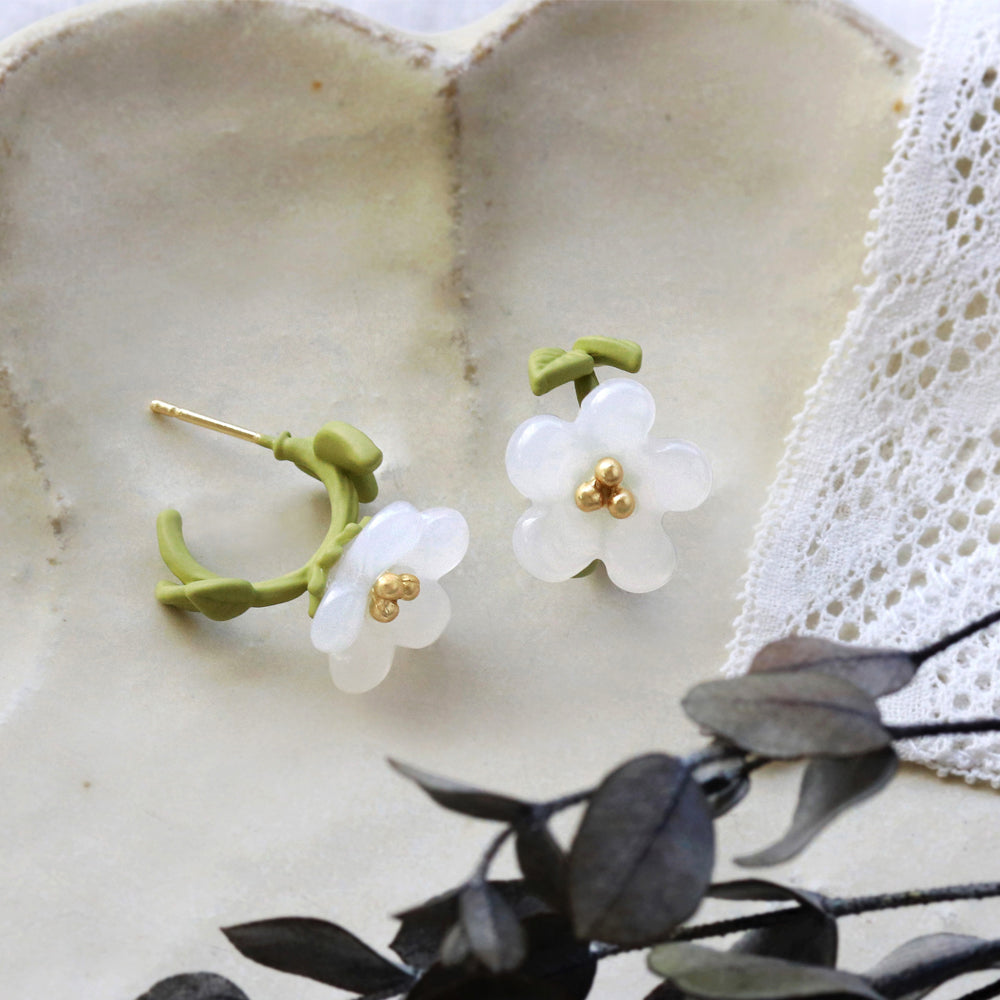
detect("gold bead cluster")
[574,457,636,519]
[369,571,421,623]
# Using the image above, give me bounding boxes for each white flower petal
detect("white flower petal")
[641,438,713,512]
[328,620,397,693]
[401,508,469,581]
[341,501,424,581]
[506,415,587,502]
[575,378,656,453]
[310,581,366,654]
[512,502,601,582]
[389,579,451,649]
[602,510,677,593]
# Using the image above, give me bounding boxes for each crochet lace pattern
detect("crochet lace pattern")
[725,0,1000,785]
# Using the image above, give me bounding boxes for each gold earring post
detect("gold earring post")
[150,400,271,448]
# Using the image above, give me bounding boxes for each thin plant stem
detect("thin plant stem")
[954,976,1000,1000]
[475,826,514,881]
[826,881,1000,916]
[593,881,1000,963]
[537,788,593,819]
[913,608,1000,664]
[889,719,1000,740]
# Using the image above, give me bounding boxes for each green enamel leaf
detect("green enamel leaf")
[528,348,595,396]
[183,577,256,621]
[313,421,383,475]
[573,336,642,373]
[349,470,379,505]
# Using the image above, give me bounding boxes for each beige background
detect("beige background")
[3,3,991,999]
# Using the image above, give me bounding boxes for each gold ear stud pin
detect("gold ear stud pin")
[150,401,272,447]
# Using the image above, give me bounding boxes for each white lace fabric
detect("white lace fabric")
[725,0,1000,784]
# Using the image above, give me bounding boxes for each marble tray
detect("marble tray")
[5,2,986,998]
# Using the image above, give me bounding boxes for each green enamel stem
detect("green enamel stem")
[574,373,600,406]
[157,508,221,585]
[154,578,199,612]
[156,432,362,617]
[252,434,360,610]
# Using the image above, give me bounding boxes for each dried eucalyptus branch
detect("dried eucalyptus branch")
[139,611,1000,1000]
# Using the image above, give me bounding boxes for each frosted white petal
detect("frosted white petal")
[389,580,451,649]
[310,582,366,654]
[402,508,469,581]
[506,415,586,502]
[642,439,713,512]
[342,501,424,581]
[512,503,599,582]
[602,510,677,593]
[328,621,396,693]
[575,378,655,452]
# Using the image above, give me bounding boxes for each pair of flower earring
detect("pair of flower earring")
[152,337,711,693]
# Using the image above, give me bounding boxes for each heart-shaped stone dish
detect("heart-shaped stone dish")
[0,2,946,997]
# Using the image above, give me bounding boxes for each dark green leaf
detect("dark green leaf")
[708,879,829,909]
[568,754,715,946]
[518,914,597,1000]
[528,348,595,396]
[731,907,837,967]
[389,759,531,823]
[516,822,569,910]
[135,974,250,1000]
[709,879,836,967]
[868,934,1000,1000]
[391,889,462,969]
[696,760,752,819]
[648,942,883,1000]
[409,914,596,1000]
[391,882,548,970]
[749,636,917,698]
[682,673,890,758]
[407,965,562,1000]
[221,918,412,994]
[439,923,472,967]
[644,985,685,1000]
[737,748,898,867]
[460,881,527,973]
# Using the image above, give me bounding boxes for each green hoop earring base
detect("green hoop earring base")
[151,402,381,622]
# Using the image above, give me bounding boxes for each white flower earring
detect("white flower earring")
[505,338,711,593]
[150,401,468,692]
[310,502,468,693]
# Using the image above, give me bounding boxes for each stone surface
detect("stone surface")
[1,3,969,999]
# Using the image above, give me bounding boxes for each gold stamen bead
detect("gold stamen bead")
[608,488,636,519]
[399,573,421,601]
[575,479,604,513]
[369,595,400,623]
[373,572,405,601]
[594,457,624,489]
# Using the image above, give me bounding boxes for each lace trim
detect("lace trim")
[725,1,1000,785]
